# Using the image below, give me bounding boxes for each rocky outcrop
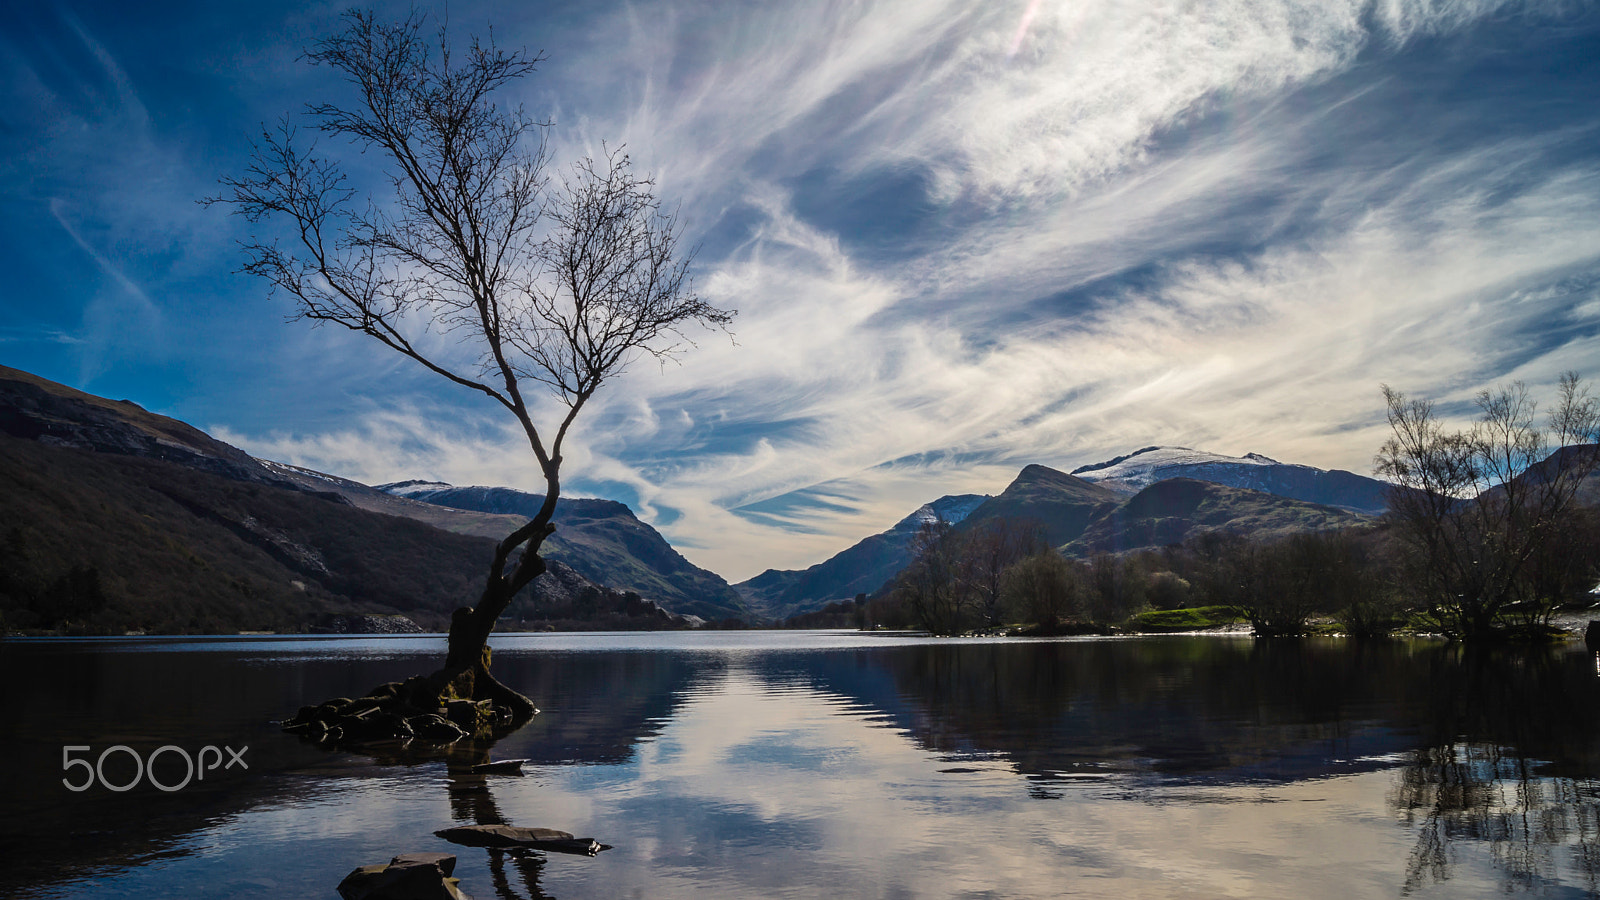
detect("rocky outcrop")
[337,852,470,900]
[279,673,529,748]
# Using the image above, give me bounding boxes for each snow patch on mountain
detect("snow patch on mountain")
[1066,445,1390,515]
[1071,446,1283,491]
[893,494,989,533]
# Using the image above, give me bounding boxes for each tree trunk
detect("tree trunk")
[427,524,553,727]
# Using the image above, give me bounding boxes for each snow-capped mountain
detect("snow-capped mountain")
[1071,446,1390,514]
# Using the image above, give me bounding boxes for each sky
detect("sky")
[2,0,1598,582]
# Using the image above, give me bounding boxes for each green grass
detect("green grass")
[1124,605,1245,632]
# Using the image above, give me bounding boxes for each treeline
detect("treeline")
[862,509,1598,638]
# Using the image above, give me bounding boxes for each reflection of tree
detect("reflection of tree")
[1392,742,1600,897]
[810,638,1420,779]
[1386,643,1600,896]
[442,743,557,900]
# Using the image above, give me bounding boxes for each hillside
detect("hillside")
[0,432,494,634]
[958,464,1123,547]
[379,482,751,622]
[1063,477,1371,557]
[735,494,988,619]
[0,367,724,632]
[0,364,297,489]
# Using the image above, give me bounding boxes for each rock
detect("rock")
[409,714,469,742]
[398,675,438,708]
[365,681,403,700]
[433,824,608,856]
[1587,620,1600,652]
[336,852,469,900]
[443,699,495,734]
[313,699,356,724]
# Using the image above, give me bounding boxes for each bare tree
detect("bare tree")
[998,550,1084,631]
[212,11,731,722]
[1375,374,1599,639]
[893,519,978,635]
[963,518,1046,626]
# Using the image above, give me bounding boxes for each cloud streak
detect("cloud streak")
[7,0,1598,583]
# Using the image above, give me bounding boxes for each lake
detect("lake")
[4,631,1600,899]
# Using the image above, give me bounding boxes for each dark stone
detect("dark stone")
[433,824,608,856]
[366,682,402,700]
[443,699,494,733]
[1586,620,1600,652]
[336,852,469,900]
[390,853,456,877]
[409,714,468,742]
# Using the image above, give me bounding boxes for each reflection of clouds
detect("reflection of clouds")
[35,658,1600,899]
[471,671,1542,899]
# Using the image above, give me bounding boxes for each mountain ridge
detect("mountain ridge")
[734,493,990,619]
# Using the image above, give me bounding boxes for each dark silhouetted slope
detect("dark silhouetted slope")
[959,464,1123,547]
[1064,477,1369,556]
[736,494,988,619]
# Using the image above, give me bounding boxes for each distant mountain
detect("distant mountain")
[735,494,988,620]
[958,464,1123,547]
[378,481,750,623]
[1070,446,1391,514]
[1064,477,1370,557]
[0,367,715,633]
[750,462,1377,617]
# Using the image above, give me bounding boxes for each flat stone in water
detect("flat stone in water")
[433,824,608,856]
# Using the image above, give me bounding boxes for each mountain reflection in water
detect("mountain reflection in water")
[4,632,1600,898]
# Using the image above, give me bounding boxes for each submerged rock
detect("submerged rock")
[337,852,469,900]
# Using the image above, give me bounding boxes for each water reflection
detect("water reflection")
[1392,743,1600,895]
[6,633,1600,898]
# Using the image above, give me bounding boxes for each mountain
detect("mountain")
[1063,477,1370,557]
[735,494,988,620]
[0,365,301,490]
[378,481,750,623]
[958,464,1123,547]
[0,367,719,633]
[749,462,1377,618]
[0,424,498,634]
[1070,446,1391,514]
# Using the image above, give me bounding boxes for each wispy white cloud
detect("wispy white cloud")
[77,0,1600,582]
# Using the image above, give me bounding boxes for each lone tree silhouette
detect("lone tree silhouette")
[213,10,732,724]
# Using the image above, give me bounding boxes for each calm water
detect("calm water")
[4,631,1600,899]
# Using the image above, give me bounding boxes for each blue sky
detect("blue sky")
[3,0,1599,581]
